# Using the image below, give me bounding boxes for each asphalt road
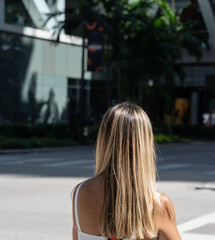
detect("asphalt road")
[0,141,214,240]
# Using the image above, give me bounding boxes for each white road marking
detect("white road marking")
[181,233,215,240]
[88,164,96,169]
[41,159,93,167]
[178,211,215,240]
[0,157,191,170]
[204,181,215,189]
[0,156,94,168]
[174,146,194,150]
[204,171,215,175]
[0,156,21,162]
[178,211,215,232]
[158,163,189,170]
[0,158,62,165]
[157,156,176,162]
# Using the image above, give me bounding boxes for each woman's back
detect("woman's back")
[73,176,180,240]
[73,176,105,237]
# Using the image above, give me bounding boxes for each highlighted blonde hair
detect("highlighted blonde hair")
[95,102,158,239]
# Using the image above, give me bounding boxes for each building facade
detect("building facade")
[166,0,215,125]
[0,0,91,124]
[1,0,215,126]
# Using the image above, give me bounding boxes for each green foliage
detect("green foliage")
[154,134,180,143]
[0,123,214,149]
[46,0,207,125]
[50,0,206,87]
[154,124,215,139]
[156,0,176,24]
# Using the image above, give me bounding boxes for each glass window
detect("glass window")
[4,0,64,30]
[0,31,83,123]
[210,0,215,16]
[45,0,57,8]
[5,0,36,27]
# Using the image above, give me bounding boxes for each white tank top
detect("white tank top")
[74,181,158,240]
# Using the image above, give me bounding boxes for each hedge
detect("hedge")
[0,123,214,149]
[0,123,71,139]
[0,136,78,149]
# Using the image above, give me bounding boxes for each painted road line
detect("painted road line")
[41,159,93,167]
[157,156,176,162]
[0,156,21,162]
[178,211,215,232]
[87,164,96,169]
[0,157,94,168]
[158,163,189,170]
[0,158,63,165]
[204,181,215,189]
[178,211,215,240]
[204,171,215,175]
[181,233,215,240]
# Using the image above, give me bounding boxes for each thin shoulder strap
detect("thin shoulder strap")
[74,181,85,232]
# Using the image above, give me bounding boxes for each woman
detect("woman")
[72,102,181,240]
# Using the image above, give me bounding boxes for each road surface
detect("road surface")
[0,141,214,240]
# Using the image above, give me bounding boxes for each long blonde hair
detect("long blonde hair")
[95,102,158,239]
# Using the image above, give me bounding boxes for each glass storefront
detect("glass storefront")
[4,0,65,30]
[5,0,36,28]
[210,0,215,15]
[0,30,84,123]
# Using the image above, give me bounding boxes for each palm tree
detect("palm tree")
[46,0,155,103]
[46,0,207,128]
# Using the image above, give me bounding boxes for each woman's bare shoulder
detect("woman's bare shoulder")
[155,191,175,220]
[155,191,182,240]
[72,175,105,202]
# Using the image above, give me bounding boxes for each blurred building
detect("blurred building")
[0,0,92,124]
[1,0,215,126]
[165,0,215,126]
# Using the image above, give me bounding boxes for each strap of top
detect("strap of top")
[74,181,86,232]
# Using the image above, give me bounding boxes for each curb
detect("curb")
[0,145,94,155]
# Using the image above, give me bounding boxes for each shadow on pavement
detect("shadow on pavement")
[0,142,214,182]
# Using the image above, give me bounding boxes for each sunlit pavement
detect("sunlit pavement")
[0,142,214,240]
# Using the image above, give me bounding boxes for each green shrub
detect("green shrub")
[154,134,180,143]
[0,136,78,149]
[0,122,214,149]
[154,124,215,139]
[0,123,72,139]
